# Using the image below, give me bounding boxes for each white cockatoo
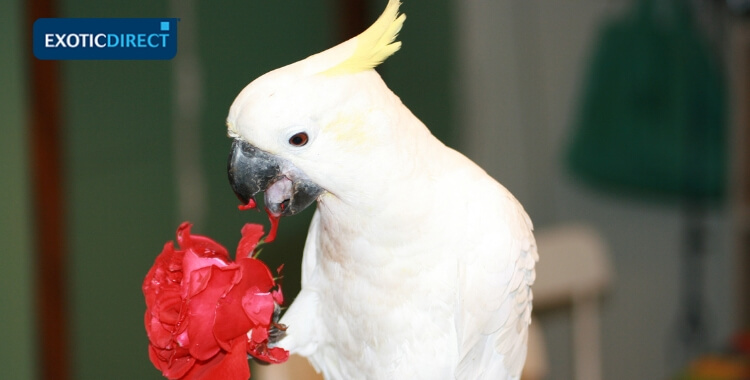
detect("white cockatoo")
[226,1,537,379]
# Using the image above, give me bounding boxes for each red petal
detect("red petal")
[237,259,274,290]
[236,223,265,259]
[159,347,196,380]
[238,198,257,210]
[143,241,181,307]
[213,259,273,350]
[272,284,284,305]
[184,266,213,298]
[243,291,274,327]
[247,340,290,364]
[190,234,230,260]
[156,294,182,324]
[213,298,251,352]
[264,346,291,364]
[146,311,173,348]
[185,265,238,361]
[175,222,194,249]
[148,344,167,372]
[145,289,185,348]
[264,210,280,243]
[182,338,250,380]
[250,325,269,343]
[177,223,230,262]
[181,250,231,298]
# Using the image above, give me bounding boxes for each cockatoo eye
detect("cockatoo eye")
[289,132,309,147]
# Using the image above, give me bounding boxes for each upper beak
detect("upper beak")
[227,139,323,216]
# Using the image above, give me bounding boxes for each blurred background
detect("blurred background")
[2,0,749,379]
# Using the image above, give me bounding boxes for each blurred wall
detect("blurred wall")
[57,1,337,378]
[60,1,175,378]
[456,1,734,379]
[0,0,36,379]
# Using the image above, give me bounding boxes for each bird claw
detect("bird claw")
[268,303,287,344]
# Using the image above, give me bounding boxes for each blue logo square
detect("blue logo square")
[160,21,169,31]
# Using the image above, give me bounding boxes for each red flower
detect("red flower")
[143,222,289,380]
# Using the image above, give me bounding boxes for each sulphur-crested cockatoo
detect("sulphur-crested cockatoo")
[226,1,537,379]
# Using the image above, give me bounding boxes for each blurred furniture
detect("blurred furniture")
[523,224,613,380]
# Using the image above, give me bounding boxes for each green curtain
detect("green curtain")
[566,0,727,201]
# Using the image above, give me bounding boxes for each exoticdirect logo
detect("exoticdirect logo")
[33,18,178,60]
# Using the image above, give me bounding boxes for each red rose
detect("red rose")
[143,222,288,380]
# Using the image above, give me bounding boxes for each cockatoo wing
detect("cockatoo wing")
[455,184,537,380]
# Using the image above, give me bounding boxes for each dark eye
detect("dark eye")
[289,132,309,147]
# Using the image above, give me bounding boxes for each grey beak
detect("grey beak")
[228,139,280,206]
[227,139,323,216]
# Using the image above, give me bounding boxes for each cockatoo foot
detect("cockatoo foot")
[268,303,287,344]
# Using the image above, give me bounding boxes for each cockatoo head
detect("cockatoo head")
[227,0,405,216]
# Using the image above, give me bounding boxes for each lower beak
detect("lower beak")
[227,140,323,216]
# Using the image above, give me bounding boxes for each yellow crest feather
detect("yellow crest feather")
[323,0,405,75]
